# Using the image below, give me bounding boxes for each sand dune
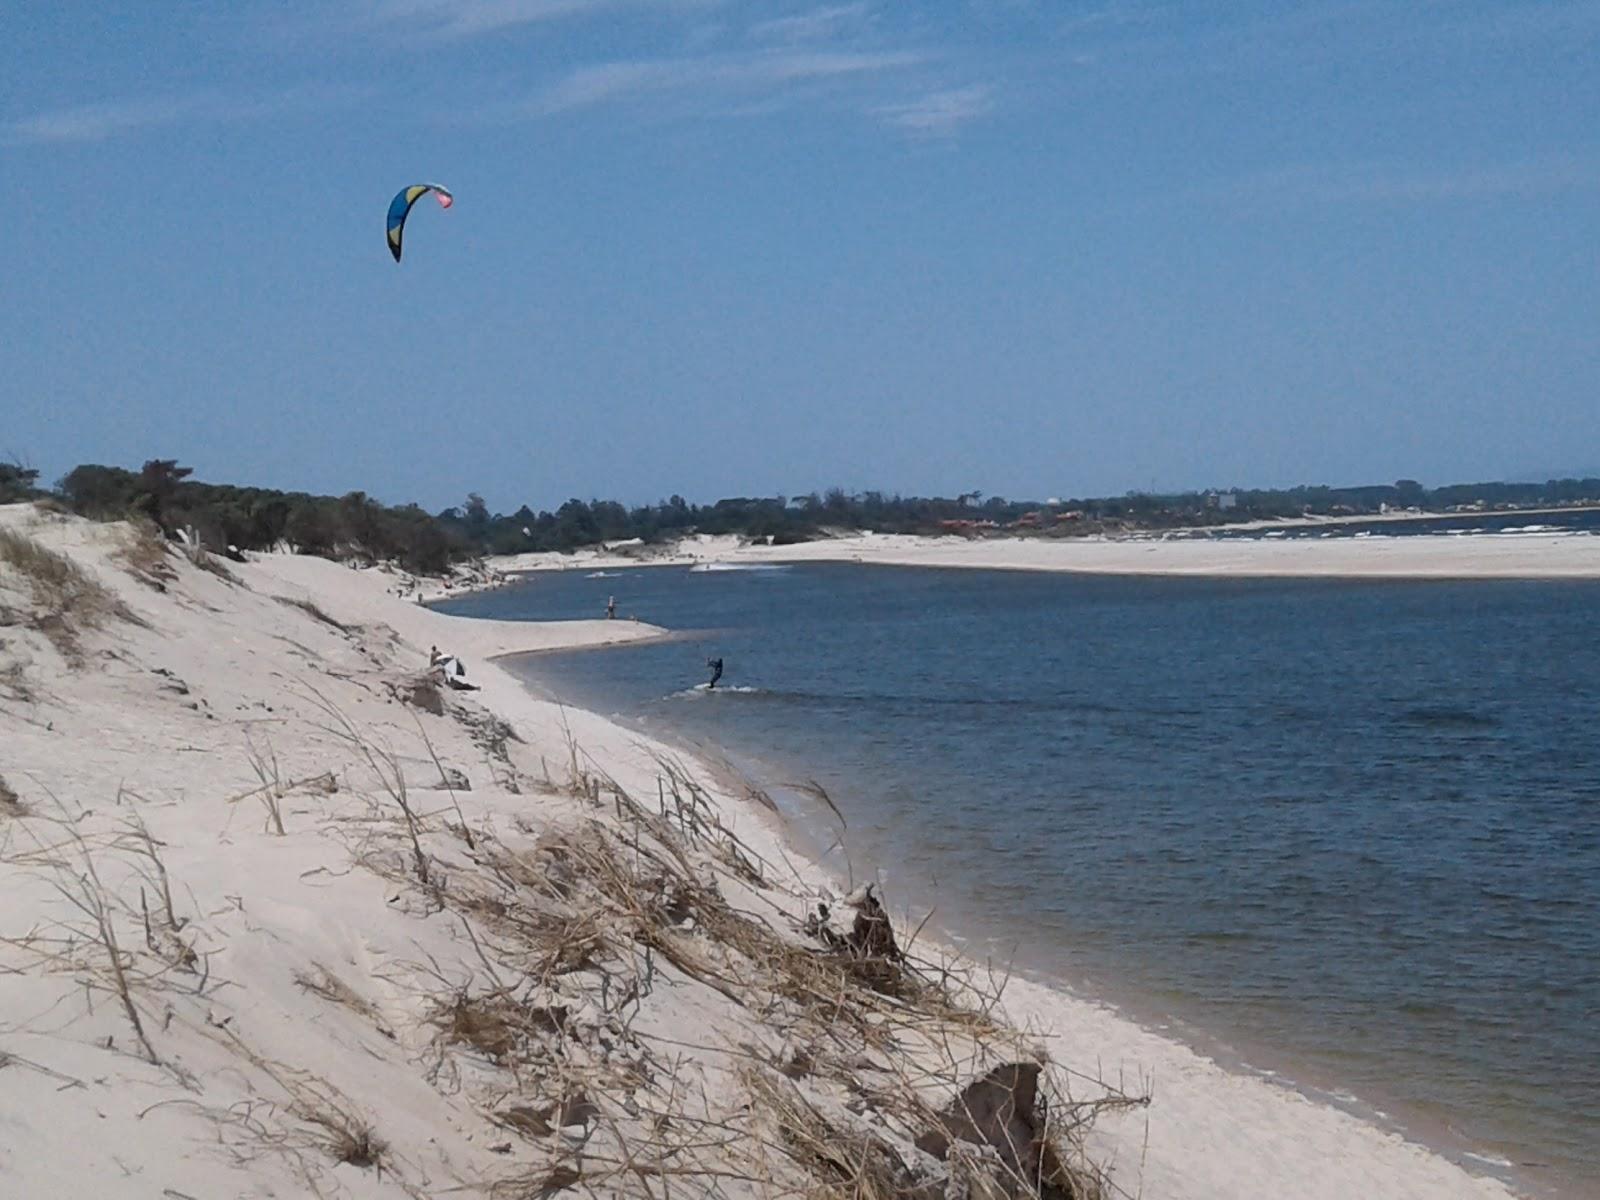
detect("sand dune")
[496,527,1600,579]
[0,504,1526,1199]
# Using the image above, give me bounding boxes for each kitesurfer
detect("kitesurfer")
[707,657,724,690]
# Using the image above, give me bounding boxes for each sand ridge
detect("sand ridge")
[0,504,1528,1199]
[490,527,1600,580]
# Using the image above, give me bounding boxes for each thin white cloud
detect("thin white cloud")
[6,97,197,145]
[875,83,994,135]
[369,0,618,39]
[367,0,730,40]
[749,3,872,45]
[5,85,370,146]
[535,47,928,115]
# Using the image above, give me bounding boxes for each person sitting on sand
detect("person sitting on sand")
[707,657,724,690]
[429,646,480,691]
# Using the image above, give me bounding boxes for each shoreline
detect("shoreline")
[485,525,1600,584]
[498,629,1562,1200]
[0,506,1552,1199]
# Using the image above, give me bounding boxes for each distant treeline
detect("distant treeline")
[2,461,1597,573]
[2,460,462,573]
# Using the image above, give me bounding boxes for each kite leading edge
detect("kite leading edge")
[386,183,453,263]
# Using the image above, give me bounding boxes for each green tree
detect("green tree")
[59,464,138,516]
[0,463,40,503]
[462,492,491,540]
[134,459,194,531]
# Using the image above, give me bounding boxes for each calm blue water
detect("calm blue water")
[437,564,1600,1194]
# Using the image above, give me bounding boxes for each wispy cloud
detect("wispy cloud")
[4,85,369,146]
[1195,154,1600,208]
[6,97,198,145]
[748,3,872,45]
[366,0,735,41]
[875,83,994,135]
[533,47,928,115]
[368,0,621,39]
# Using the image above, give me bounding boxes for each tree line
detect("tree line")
[2,461,1596,574]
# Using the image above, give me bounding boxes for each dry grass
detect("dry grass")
[231,733,339,836]
[0,657,33,705]
[263,695,1135,1200]
[3,811,163,1065]
[393,747,1136,1200]
[274,594,352,633]
[190,547,240,583]
[432,988,569,1066]
[215,1029,391,1175]
[121,813,200,976]
[113,518,178,591]
[453,705,525,793]
[742,1065,937,1198]
[0,526,137,661]
[0,774,26,818]
[243,735,289,836]
[303,685,434,887]
[295,963,387,1028]
[172,526,240,583]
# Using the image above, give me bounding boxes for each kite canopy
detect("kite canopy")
[386,183,453,262]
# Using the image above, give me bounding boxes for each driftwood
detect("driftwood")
[847,883,901,962]
[803,884,902,962]
[916,1062,1099,1200]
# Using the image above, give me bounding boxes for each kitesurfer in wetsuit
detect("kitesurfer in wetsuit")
[707,657,724,690]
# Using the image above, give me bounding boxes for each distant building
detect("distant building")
[1206,492,1239,511]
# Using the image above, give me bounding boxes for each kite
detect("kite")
[386,183,453,262]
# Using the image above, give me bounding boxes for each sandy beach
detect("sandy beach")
[489,527,1600,581]
[0,503,1534,1199]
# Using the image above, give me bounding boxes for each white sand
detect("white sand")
[0,504,1533,1199]
[495,527,1600,580]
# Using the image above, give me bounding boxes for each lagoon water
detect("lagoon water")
[438,564,1600,1193]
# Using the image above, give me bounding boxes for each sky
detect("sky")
[2,1,1598,513]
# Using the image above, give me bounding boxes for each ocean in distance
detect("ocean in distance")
[436,561,1600,1196]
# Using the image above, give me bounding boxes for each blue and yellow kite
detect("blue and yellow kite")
[386,183,453,262]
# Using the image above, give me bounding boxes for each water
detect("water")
[437,564,1600,1194]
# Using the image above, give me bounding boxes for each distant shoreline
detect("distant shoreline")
[486,523,1600,582]
[1171,502,1600,533]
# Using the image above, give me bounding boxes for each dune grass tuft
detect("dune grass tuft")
[0,774,26,818]
[275,594,352,633]
[113,518,178,590]
[0,526,138,661]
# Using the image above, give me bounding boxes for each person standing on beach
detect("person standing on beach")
[707,657,723,690]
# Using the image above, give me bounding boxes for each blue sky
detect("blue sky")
[3,2,1597,512]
